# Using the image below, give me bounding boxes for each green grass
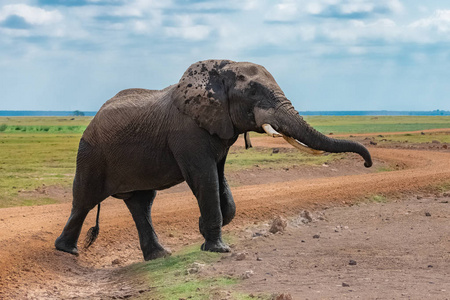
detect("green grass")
[0,116,93,126]
[0,116,92,133]
[375,132,450,144]
[0,133,80,208]
[366,194,388,203]
[227,147,343,171]
[304,115,450,134]
[127,244,266,300]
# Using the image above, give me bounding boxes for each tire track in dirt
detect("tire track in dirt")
[1,138,450,298]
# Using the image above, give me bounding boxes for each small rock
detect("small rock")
[241,270,254,279]
[168,233,174,237]
[269,216,287,234]
[300,210,313,223]
[349,260,357,265]
[274,293,293,300]
[370,141,378,145]
[111,259,121,265]
[252,231,266,238]
[235,252,246,261]
[186,268,198,274]
[421,132,425,135]
[342,282,350,287]
[432,140,441,144]
[443,192,450,197]
[425,212,431,217]
[378,135,384,137]
[313,234,320,239]
[428,265,433,268]
[186,262,205,274]
[417,195,423,200]
[257,257,263,261]
[443,144,448,149]
[272,148,280,154]
[329,132,333,135]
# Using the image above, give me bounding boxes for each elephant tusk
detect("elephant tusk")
[282,136,325,156]
[262,124,324,155]
[262,124,283,137]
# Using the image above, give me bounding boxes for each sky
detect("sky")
[1,0,450,112]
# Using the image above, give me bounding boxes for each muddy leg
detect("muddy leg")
[186,166,229,253]
[199,176,235,237]
[124,190,170,261]
[55,206,91,255]
[199,153,236,236]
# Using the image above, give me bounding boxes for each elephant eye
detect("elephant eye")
[237,75,246,81]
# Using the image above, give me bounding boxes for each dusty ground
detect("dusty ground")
[1,132,450,299]
[216,195,450,299]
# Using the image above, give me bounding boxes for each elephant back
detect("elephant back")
[83,86,175,145]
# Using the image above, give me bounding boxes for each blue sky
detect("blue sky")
[1,0,450,111]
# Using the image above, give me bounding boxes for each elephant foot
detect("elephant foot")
[144,247,171,261]
[201,240,231,253]
[55,236,79,256]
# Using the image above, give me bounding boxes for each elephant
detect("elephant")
[55,59,372,260]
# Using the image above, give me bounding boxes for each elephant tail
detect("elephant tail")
[84,204,101,249]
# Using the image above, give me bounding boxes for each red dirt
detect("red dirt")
[1,134,450,298]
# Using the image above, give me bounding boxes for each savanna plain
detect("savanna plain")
[1,116,450,299]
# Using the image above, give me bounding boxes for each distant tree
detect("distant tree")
[72,110,85,116]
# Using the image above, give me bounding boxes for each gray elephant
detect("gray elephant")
[55,59,372,260]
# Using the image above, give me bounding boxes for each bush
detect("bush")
[0,124,7,132]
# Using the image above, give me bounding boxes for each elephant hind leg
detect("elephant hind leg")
[124,190,171,261]
[55,205,92,255]
[55,181,107,255]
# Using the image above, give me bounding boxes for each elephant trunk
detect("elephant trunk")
[273,102,372,168]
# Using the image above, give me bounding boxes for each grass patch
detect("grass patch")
[0,116,93,126]
[0,125,87,133]
[226,147,343,172]
[376,132,450,144]
[127,244,264,300]
[18,197,59,207]
[304,116,450,134]
[376,166,395,173]
[0,133,80,208]
[366,194,388,203]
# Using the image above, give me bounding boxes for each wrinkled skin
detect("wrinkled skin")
[55,60,372,260]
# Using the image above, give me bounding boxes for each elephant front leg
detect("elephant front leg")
[124,190,171,260]
[199,175,236,237]
[183,166,230,253]
[217,155,236,227]
[198,185,230,253]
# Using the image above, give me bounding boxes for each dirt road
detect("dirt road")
[1,136,450,299]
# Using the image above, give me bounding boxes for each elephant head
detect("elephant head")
[173,59,372,167]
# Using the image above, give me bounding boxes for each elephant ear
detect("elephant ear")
[173,60,235,139]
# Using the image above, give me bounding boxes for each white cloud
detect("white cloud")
[0,4,62,25]
[305,0,403,18]
[410,9,450,33]
[266,0,300,22]
[110,0,173,17]
[165,25,212,41]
